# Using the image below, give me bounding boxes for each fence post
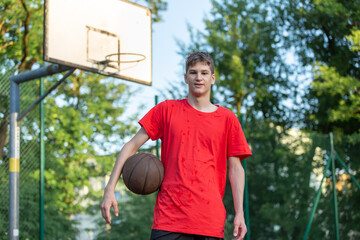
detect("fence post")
[155,95,160,158]
[240,115,250,240]
[9,78,20,240]
[302,153,333,240]
[329,133,339,240]
[39,78,45,240]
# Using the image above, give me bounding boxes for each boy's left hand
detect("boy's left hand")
[232,214,247,240]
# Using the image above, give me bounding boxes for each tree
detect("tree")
[0,0,43,71]
[285,0,360,238]
[143,0,168,23]
[286,0,360,135]
[309,27,360,136]
[43,71,138,218]
[179,0,295,127]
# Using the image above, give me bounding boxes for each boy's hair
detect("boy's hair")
[185,52,214,74]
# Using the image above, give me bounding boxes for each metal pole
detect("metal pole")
[330,133,340,240]
[9,78,20,240]
[242,159,250,240]
[39,78,45,240]
[240,115,250,240]
[9,65,74,239]
[155,95,160,158]
[12,64,73,84]
[335,153,360,190]
[302,153,332,240]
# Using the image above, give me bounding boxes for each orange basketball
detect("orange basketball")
[122,153,164,195]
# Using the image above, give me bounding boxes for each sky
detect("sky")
[124,0,212,117]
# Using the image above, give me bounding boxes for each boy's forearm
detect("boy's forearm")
[228,156,245,215]
[105,142,137,191]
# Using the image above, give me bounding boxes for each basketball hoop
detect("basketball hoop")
[105,52,146,64]
[96,53,146,75]
[44,0,152,85]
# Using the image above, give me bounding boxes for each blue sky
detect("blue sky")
[125,0,212,117]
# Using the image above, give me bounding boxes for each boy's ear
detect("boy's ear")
[184,74,188,84]
[211,73,215,84]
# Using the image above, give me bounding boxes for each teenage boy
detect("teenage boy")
[101,52,252,240]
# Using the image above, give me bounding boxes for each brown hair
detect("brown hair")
[185,52,214,74]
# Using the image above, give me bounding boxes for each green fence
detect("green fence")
[244,123,360,240]
[0,70,40,239]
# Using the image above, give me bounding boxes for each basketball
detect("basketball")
[122,152,164,195]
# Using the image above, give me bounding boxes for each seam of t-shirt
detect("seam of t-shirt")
[183,98,222,115]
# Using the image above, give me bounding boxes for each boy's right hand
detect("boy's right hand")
[100,189,119,224]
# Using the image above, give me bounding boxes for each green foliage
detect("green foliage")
[0,178,9,239]
[0,0,43,70]
[306,25,360,134]
[178,0,295,127]
[144,0,168,22]
[0,69,12,161]
[287,0,360,134]
[43,72,138,217]
[346,28,360,52]
[43,205,79,239]
[233,120,320,239]
[284,3,360,237]
[312,64,360,123]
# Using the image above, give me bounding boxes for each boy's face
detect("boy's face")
[184,61,215,98]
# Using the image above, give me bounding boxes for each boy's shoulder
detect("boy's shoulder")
[217,105,238,118]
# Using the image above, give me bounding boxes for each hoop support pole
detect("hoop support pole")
[9,65,74,240]
[9,78,20,240]
[12,64,73,84]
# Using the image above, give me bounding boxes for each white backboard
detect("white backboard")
[44,0,152,85]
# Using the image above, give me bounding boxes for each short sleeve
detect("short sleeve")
[138,101,166,141]
[227,114,252,160]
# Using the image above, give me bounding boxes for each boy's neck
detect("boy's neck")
[187,95,217,113]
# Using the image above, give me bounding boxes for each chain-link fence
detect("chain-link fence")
[0,70,12,239]
[0,70,40,239]
[244,121,360,240]
[304,132,360,239]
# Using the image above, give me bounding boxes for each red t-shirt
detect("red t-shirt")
[139,99,252,238]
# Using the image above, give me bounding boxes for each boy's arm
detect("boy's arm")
[101,127,150,224]
[228,156,247,240]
